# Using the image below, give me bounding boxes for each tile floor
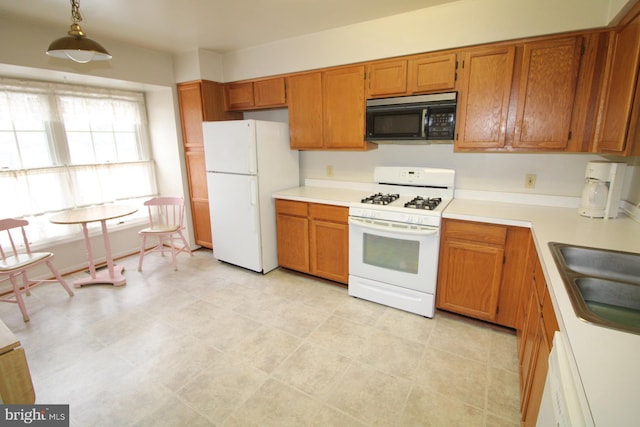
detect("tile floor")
[1,249,520,426]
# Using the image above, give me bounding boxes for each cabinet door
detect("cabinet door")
[495,227,531,329]
[519,286,541,397]
[178,82,206,149]
[309,204,349,284]
[367,59,408,98]
[224,82,255,110]
[309,219,349,284]
[186,151,212,247]
[254,78,287,108]
[513,37,582,149]
[288,72,324,149]
[436,239,505,321]
[456,46,516,149]
[408,53,457,94]
[275,200,310,272]
[323,66,366,149]
[276,213,309,272]
[595,13,640,154]
[522,317,549,427]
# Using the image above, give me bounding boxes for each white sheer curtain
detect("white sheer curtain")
[0,77,157,242]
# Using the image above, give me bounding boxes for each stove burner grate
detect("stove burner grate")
[404,196,442,210]
[361,193,400,205]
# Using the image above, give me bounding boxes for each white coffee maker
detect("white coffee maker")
[578,161,627,218]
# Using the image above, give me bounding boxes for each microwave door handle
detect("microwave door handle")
[421,108,428,138]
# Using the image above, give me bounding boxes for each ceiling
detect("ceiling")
[0,0,460,54]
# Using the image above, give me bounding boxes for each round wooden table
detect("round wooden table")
[50,205,138,287]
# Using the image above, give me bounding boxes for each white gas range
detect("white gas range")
[348,166,455,317]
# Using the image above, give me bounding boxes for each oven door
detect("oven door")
[348,216,440,293]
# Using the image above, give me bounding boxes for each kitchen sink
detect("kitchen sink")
[549,242,640,335]
[555,244,640,285]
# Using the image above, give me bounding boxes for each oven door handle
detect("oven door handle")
[349,217,438,236]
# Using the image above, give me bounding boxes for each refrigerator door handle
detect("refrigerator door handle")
[250,177,259,231]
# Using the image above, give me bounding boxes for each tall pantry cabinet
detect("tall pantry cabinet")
[177,80,242,248]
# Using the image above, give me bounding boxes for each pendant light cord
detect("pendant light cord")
[71,0,83,24]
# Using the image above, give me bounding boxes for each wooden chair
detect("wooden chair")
[138,196,192,271]
[0,218,74,322]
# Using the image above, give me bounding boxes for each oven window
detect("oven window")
[363,234,419,274]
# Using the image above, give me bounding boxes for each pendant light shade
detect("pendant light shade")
[46,1,111,63]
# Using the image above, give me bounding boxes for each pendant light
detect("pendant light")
[46,0,111,63]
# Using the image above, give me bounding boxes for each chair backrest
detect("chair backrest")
[144,197,186,229]
[0,218,32,261]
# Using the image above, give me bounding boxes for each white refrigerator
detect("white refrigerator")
[203,120,299,273]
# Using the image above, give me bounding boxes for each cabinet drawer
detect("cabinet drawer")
[309,203,348,223]
[275,199,308,216]
[444,220,507,245]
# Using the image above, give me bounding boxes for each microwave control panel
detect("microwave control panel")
[426,107,456,139]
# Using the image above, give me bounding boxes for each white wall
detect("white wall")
[174,49,225,83]
[239,0,639,207]
[245,109,640,207]
[221,0,612,81]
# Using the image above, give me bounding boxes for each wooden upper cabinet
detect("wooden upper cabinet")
[289,67,369,150]
[178,80,236,147]
[323,65,367,149]
[224,81,255,110]
[367,59,408,98]
[178,83,208,149]
[594,9,640,155]
[408,52,457,94]
[224,77,287,110]
[513,37,583,149]
[254,78,287,107]
[456,45,516,149]
[366,53,456,98]
[288,72,324,149]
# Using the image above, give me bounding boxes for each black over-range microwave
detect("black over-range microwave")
[365,92,457,143]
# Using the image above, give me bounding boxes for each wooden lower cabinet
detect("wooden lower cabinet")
[275,200,310,272]
[275,199,348,284]
[437,219,560,423]
[518,237,559,426]
[436,219,529,328]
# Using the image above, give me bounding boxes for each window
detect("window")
[0,77,157,242]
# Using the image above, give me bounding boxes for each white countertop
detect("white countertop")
[273,182,640,425]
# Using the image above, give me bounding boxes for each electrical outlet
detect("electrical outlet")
[326,165,334,177]
[525,174,536,189]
